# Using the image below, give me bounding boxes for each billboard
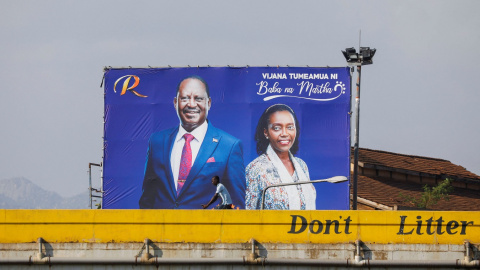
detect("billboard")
[103,67,351,210]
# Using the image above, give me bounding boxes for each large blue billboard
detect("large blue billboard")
[103,67,351,210]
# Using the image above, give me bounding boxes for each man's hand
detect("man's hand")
[202,193,218,209]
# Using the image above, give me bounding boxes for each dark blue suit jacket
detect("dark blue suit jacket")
[139,122,245,209]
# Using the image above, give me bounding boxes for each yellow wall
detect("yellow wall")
[0,210,478,244]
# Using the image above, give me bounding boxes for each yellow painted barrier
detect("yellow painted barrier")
[0,210,478,244]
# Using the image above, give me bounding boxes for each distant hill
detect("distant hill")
[0,177,89,209]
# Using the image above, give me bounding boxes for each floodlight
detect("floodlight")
[342,47,358,62]
[359,47,376,65]
[324,176,348,183]
[343,47,376,65]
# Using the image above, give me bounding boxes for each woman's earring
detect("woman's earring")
[265,136,269,139]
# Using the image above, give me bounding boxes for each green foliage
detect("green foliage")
[400,178,454,209]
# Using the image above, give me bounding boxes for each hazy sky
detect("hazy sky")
[1,0,479,197]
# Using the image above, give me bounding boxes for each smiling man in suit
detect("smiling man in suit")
[139,75,245,209]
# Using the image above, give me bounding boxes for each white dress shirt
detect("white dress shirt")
[170,121,209,189]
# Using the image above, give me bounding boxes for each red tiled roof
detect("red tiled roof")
[353,148,480,181]
[356,175,480,211]
[351,148,480,210]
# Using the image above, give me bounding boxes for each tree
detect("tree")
[400,178,453,209]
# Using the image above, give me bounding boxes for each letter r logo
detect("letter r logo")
[113,75,147,98]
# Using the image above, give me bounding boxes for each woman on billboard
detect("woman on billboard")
[245,104,316,210]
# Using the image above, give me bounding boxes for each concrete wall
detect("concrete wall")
[0,242,478,269]
[1,210,479,244]
[1,210,479,269]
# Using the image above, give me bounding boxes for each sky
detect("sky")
[0,0,479,197]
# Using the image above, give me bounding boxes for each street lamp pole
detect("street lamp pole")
[342,47,376,210]
[352,64,362,210]
[260,176,348,210]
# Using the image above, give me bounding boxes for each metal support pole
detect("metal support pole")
[100,163,104,209]
[145,238,150,257]
[88,163,102,209]
[352,65,362,210]
[247,238,258,262]
[37,238,44,260]
[465,241,471,262]
[88,165,92,209]
[355,240,362,262]
[251,238,255,255]
[343,46,375,210]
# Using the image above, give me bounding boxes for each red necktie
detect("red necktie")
[177,134,194,196]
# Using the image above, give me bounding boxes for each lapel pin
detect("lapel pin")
[213,138,218,143]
